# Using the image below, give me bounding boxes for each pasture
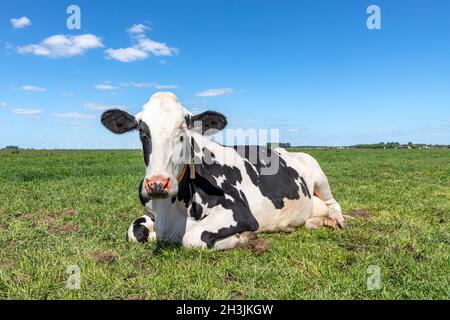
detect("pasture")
[0,149,448,299]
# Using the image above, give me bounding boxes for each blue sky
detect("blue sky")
[1,0,449,148]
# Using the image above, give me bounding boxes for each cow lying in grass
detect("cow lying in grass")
[101,92,346,249]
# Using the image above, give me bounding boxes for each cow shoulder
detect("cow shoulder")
[233,145,310,209]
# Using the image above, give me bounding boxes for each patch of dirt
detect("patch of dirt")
[403,244,426,262]
[247,238,270,255]
[0,259,16,269]
[223,272,238,283]
[338,254,357,271]
[346,208,373,218]
[47,209,77,219]
[338,243,363,252]
[230,291,246,300]
[22,208,78,226]
[90,250,116,265]
[47,223,79,234]
[22,208,80,234]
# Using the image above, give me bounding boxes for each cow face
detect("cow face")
[101,92,227,199]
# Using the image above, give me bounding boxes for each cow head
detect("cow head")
[101,92,227,199]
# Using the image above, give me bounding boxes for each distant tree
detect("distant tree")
[267,142,291,149]
[5,146,19,150]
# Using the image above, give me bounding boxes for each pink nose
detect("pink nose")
[144,176,171,194]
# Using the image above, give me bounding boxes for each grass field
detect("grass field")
[0,149,448,299]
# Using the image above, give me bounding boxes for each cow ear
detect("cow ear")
[191,111,227,135]
[101,109,138,134]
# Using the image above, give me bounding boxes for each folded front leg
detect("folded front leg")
[127,211,157,243]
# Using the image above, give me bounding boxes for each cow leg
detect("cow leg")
[182,208,258,249]
[127,211,157,243]
[213,231,257,250]
[183,230,256,250]
[292,153,346,228]
[305,195,349,230]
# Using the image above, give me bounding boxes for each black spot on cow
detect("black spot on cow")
[299,177,311,199]
[234,145,301,209]
[192,137,201,153]
[185,114,193,129]
[133,217,146,225]
[132,224,149,243]
[131,217,149,243]
[189,202,203,220]
[176,164,224,208]
[138,120,152,166]
[138,180,150,206]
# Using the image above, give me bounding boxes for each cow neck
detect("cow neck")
[174,135,200,206]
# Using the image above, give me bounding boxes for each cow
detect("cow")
[101,92,347,249]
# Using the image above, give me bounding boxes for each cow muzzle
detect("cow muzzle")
[144,175,172,198]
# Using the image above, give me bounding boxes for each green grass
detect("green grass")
[0,149,448,299]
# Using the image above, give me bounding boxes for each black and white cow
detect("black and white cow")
[101,92,346,249]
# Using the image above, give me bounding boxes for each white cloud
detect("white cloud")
[18,34,103,58]
[105,47,148,62]
[95,84,118,90]
[54,112,96,119]
[119,82,177,89]
[60,91,74,96]
[288,128,299,133]
[195,88,233,97]
[11,17,31,29]
[154,84,178,89]
[83,102,125,111]
[19,85,46,93]
[135,37,178,57]
[119,81,153,88]
[128,23,150,34]
[0,101,7,107]
[105,24,178,62]
[12,108,44,115]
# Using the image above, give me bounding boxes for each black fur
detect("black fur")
[138,180,150,206]
[299,177,312,199]
[138,120,152,166]
[131,217,149,243]
[234,145,301,209]
[101,109,137,134]
[192,111,227,135]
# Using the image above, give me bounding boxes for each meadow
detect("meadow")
[0,148,448,299]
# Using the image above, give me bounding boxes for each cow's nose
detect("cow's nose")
[144,176,171,194]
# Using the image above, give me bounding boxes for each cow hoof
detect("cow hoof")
[239,231,257,241]
[323,217,338,230]
[328,204,346,229]
[127,216,156,243]
[127,226,156,243]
